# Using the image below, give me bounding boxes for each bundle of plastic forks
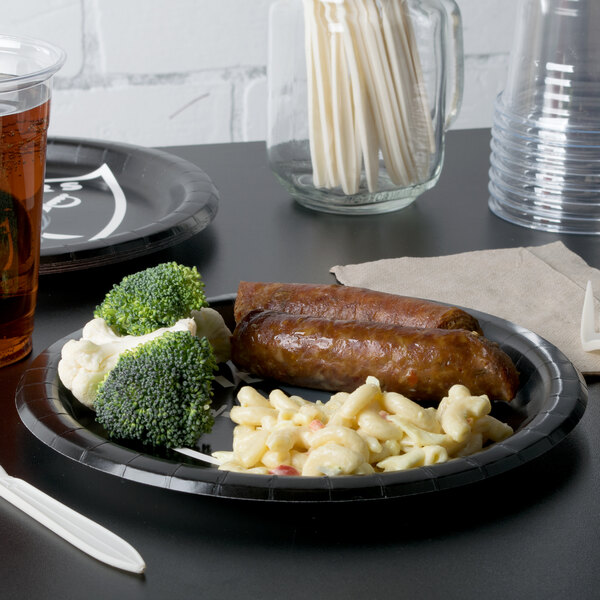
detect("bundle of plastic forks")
[581,280,600,352]
[303,0,436,194]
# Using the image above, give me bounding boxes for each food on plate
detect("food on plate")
[94,261,208,336]
[58,261,233,450]
[58,264,518,460]
[212,377,514,476]
[58,307,231,410]
[58,317,197,409]
[234,281,483,334]
[191,307,232,363]
[231,310,519,403]
[95,330,216,448]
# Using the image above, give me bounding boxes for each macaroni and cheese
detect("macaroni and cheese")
[212,377,513,476]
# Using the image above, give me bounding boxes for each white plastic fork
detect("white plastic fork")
[581,280,600,351]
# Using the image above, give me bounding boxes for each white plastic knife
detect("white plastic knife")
[0,465,145,574]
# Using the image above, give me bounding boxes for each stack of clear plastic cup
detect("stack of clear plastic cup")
[488,0,600,235]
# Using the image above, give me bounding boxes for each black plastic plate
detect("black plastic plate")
[40,137,219,274]
[16,296,587,502]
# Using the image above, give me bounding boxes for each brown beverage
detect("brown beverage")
[0,99,50,366]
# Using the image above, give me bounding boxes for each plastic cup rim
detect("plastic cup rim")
[0,34,66,91]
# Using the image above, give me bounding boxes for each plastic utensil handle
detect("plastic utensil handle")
[581,280,600,351]
[0,473,145,573]
[441,0,464,129]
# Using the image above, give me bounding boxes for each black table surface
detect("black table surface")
[1,129,599,599]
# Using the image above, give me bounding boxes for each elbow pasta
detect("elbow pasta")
[213,377,514,476]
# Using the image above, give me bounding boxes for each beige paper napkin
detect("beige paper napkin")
[331,241,600,375]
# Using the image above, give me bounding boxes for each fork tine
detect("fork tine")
[581,280,600,351]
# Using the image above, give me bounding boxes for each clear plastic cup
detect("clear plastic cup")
[502,0,600,126]
[489,0,600,234]
[0,35,65,366]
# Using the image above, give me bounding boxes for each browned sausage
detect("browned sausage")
[231,310,519,403]
[234,282,483,334]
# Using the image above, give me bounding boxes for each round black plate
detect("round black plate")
[16,297,587,502]
[39,137,219,274]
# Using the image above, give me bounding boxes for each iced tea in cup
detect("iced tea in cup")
[0,36,65,367]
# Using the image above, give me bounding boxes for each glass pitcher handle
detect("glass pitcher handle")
[440,0,464,129]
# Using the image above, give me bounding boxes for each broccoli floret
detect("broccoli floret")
[94,330,216,448]
[94,262,207,336]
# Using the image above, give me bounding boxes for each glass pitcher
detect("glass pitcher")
[267,0,464,215]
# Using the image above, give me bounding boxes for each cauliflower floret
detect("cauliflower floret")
[191,307,232,363]
[81,317,128,345]
[58,339,116,410]
[58,317,197,410]
[81,316,195,346]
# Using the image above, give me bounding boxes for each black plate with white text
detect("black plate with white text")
[15,296,587,502]
[39,137,219,274]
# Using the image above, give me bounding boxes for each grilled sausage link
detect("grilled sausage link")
[231,310,519,403]
[234,282,483,334]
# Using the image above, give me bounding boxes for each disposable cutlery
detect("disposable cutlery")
[581,280,600,351]
[0,464,145,573]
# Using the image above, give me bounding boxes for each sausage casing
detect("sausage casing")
[231,310,519,403]
[234,282,483,334]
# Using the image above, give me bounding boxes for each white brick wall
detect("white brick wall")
[4,0,518,147]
